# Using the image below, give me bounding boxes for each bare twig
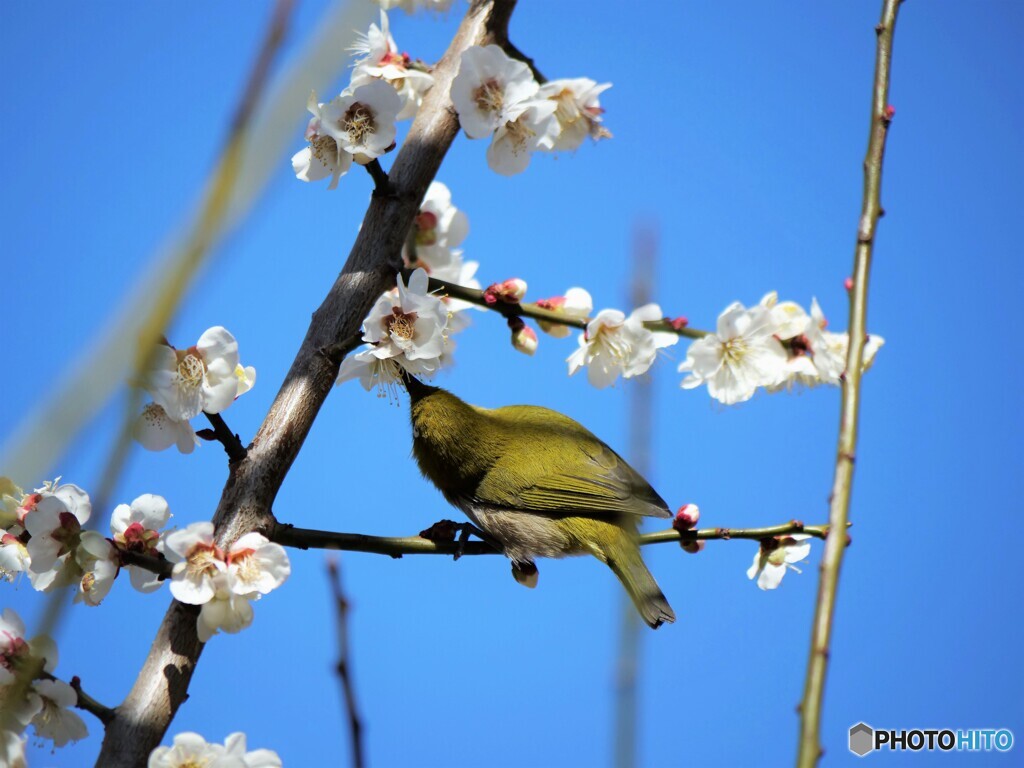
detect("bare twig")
[327,557,365,768]
[98,2,525,765]
[796,2,902,766]
[70,676,116,726]
[197,412,248,462]
[271,520,834,558]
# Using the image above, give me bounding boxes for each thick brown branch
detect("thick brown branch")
[796,2,902,766]
[97,3,523,766]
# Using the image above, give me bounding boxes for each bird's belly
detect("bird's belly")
[458,502,582,564]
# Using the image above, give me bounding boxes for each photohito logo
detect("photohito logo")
[849,722,1014,756]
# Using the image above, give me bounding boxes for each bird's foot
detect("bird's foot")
[417,519,500,561]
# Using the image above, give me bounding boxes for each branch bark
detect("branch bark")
[96,2,521,765]
[796,2,901,765]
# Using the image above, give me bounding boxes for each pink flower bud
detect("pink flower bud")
[884,104,896,120]
[673,503,700,531]
[484,278,528,304]
[670,316,689,331]
[844,276,854,292]
[511,323,538,356]
[680,539,704,555]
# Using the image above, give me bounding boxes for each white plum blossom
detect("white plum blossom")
[292,91,353,190]
[321,80,402,163]
[223,732,283,768]
[0,730,27,768]
[351,11,434,121]
[537,287,593,339]
[0,530,30,581]
[803,298,885,385]
[430,256,481,334]
[451,45,539,139]
[23,481,92,592]
[567,304,678,388]
[134,403,199,454]
[163,522,225,605]
[74,532,118,606]
[539,77,612,151]
[197,573,255,643]
[148,732,228,768]
[225,533,290,597]
[678,301,788,404]
[30,678,88,747]
[411,181,470,272]
[486,99,559,176]
[747,534,812,590]
[234,364,257,397]
[337,268,450,390]
[145,327,242,422]
[112,494,171,593]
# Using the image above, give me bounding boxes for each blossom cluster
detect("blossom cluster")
[134,326,255,454]
[164,523,290,642]
[293,10,433,189]
[1,478,289,642]
[679,293,885,404]
[451,44,611,175]
[149,731,281,768]
[0,608,88,759]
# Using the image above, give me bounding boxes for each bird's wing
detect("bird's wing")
[478,440,671,519]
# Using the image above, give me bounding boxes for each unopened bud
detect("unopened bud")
[680,539,704,555]
[670,316,689,331]
[673,503,700,531]
[484,278,528,305]
[509,319,538,356]
[883,104,896,120]
[843,276,854,292]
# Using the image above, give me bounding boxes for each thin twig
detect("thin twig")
[419,272,708,339]
[796,2,902,766]
[70,676,116,726]
[364,158,396,198]
[272,520,834,558]
[198,412,248,462]
[327,557,365,768]
[118,549,174,579]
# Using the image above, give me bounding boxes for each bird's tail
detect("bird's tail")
[601,537,676,629]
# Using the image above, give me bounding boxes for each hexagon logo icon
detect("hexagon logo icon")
[849,722,874,757]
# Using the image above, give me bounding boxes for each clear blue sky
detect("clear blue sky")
[2,1,1022,766]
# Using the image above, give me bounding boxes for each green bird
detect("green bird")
[405,375,675,629]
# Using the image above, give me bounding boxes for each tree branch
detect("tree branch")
[97,2,525,765]
[272,519,834,558]
[197,412,248,462]
[420,273,708,339]
[327,557,364,768]
[70,676,116,727]
[796,2,902,765]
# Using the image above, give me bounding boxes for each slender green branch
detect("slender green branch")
[796,2,902,766]
[271,519,832,558]
[416,272,708,339]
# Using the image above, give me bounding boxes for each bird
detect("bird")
[404,374,675,629]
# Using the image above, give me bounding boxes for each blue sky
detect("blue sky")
[1,1,1022,766]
